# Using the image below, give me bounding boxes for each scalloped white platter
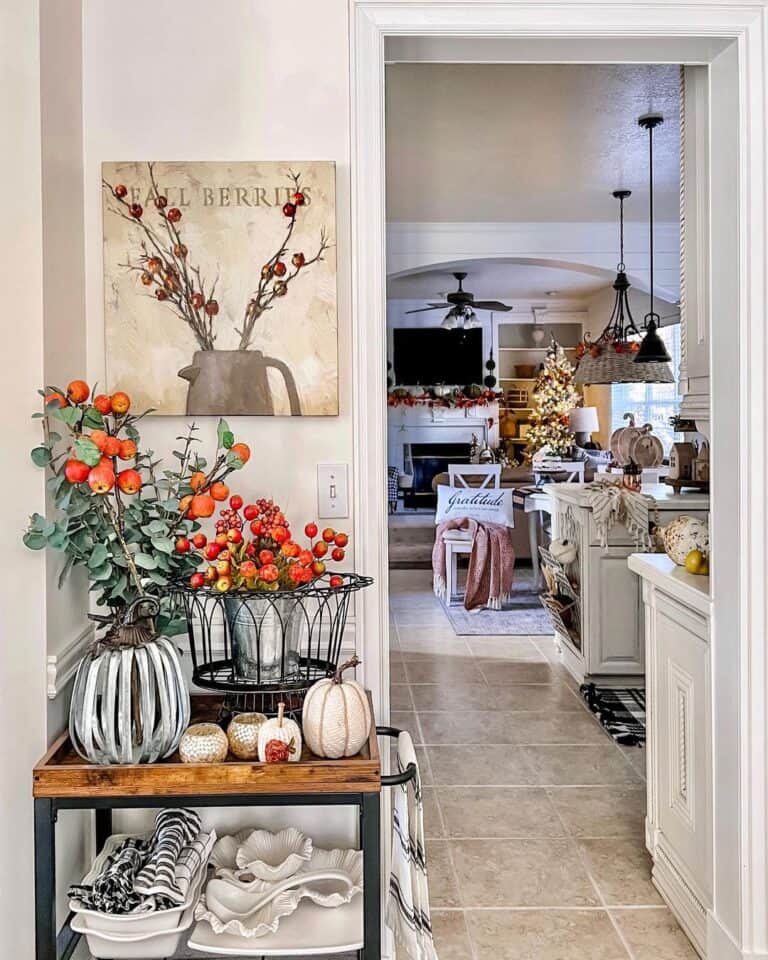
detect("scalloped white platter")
[214,847,363,908]
[187,898,363,956]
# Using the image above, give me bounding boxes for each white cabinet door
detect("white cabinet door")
[654,591,711,902]
[587,547,644,676]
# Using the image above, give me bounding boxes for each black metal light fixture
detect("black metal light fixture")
[635,113,674,367]
[574,189,671,384]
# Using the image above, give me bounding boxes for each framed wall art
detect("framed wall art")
[102,161,337,416]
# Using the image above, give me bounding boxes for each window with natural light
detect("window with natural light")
[610,324,681,453]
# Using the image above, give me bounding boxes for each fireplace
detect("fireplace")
[404,442,471,509]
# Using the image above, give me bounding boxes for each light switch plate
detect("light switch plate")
[317,463,349,519]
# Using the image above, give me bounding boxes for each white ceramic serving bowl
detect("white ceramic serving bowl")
[234,827,313,881]
[70,867,205,959]
[69,831,213,935]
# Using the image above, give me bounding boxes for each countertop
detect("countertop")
[627,553,712,616]
[546,482,710,511]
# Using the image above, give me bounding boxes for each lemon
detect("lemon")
[684,549,708,575]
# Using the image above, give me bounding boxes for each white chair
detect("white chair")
[442,464,504,605]
[447,463,502,490]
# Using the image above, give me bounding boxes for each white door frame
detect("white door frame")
[350,3,768,957]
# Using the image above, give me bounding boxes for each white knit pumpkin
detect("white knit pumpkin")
[302,657,372,759]
[257,703,302,762]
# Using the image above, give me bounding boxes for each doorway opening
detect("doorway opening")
[383,57,707,959]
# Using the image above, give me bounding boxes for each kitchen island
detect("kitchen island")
[546,483,709,685]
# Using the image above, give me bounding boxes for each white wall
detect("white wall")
[81,0,357,844]
[0,5,47,958]
[82,0,354,561]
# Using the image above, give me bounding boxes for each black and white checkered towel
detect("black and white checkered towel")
[388,466,400,505]
[69,808,204,914]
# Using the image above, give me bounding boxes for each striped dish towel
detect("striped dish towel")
[385,732,438,960]
[134,808,202,903]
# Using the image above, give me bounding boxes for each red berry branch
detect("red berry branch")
[102,165,332,354]
[104,163,217,350]
[236,170,330,350]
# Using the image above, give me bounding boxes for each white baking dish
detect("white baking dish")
[70,867,205,959]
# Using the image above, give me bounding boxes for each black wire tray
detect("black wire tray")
[170,572,373,715]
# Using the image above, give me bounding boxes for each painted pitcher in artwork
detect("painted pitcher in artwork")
[102,161,337,416]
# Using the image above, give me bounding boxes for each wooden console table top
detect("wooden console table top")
[33,695,381,799]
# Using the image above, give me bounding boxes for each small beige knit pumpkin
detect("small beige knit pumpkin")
[302,656,372,759]
[257,702,302,762]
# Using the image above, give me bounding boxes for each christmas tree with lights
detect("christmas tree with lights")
[524,339,579,460]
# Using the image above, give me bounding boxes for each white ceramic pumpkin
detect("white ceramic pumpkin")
[257,703,302,762]
[659,515,710,565]
[302,657,372,759]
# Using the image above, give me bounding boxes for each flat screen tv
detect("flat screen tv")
[393,327,483,386]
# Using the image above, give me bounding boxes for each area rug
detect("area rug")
[443,567,553,636]
[580,683,646,746]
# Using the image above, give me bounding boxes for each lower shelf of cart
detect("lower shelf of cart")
[186,897,363,956]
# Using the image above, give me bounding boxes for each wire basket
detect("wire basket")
[171,573,373,716]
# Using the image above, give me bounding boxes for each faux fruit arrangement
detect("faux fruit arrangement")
[575,337,642,359]
[24,381,250,633]
[684,549,709,576]
[178,496,350,593]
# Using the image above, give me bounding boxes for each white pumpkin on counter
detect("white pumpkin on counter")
[257,703,302,762]
[302,657,372,759]
[658,515,710,566]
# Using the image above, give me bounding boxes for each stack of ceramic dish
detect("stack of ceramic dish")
[69,832,213,959]
[193,827,363,941]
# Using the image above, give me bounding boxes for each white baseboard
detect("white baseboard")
[652,843,709,957]
[706,915,742,960]
[46,623,92,699]
[705,912,768,960]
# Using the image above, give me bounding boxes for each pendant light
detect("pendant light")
[634,113,674,371]
[574,190,671,384]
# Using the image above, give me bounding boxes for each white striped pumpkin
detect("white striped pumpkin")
[302,657,372,759]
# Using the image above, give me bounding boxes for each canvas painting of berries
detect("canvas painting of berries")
[102,161,337,417]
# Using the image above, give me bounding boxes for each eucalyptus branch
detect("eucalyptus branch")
[101,497,145,598]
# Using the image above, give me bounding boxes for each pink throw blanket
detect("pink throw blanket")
[433,518,516,611]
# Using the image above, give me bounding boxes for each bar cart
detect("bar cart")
[32,697,412,960]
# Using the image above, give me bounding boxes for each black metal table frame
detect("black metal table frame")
[35,791,381,960]
[34,727,415,960]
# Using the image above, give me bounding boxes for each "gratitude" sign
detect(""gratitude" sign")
[436,486,515,526]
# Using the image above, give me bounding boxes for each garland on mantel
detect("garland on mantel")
[387,387,501,409]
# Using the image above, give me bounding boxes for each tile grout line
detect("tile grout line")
[546,791,637,960]
[428,904,673,912]
[565,815,639,960]
[414,685,480,960]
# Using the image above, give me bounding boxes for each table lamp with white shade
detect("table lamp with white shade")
[569,406,600,447]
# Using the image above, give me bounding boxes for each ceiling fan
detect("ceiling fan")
[405,271,513,330]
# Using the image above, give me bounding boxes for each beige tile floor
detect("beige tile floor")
[389,568,698,960]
